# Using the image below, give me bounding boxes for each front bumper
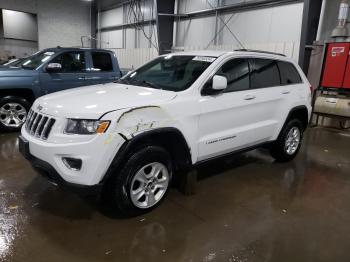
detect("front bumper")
[20,126,125,188]
[19,136,102,194]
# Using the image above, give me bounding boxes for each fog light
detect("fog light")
[62,157,82,171]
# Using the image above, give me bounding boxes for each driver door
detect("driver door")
[39,51,88,94]
[197,58,256,161]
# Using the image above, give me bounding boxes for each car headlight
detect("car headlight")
[65,119,110,135]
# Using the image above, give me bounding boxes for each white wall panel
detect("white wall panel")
[125,28,136,48]
[2,9,38,41]
[100,7,123,28]
[176,16,217,47]
[137,24,158,48]
[0,0,91,51]
[178,0,218,13]
[99,30,123,49]
[113,48,158,69]
[37,0,91,49]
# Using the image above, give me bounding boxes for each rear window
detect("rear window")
[277,61,302,85]
[249,58,280,89]
[91,52,113,71]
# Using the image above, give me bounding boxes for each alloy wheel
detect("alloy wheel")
[130,162,170,209]
[0,103,27,128]
[284,126,301,155]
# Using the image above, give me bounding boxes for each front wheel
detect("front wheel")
[270,119,303,162]
[0,96,31,132]
[104,145,172,216]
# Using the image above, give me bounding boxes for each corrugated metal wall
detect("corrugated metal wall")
[174,1,304,61]
[99,0,304,68]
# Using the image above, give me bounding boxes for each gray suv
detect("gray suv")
[0,47,122,131]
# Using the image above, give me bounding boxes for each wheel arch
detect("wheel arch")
[285,105,309,131]
[0,89,36,104]
[102,127,192,183]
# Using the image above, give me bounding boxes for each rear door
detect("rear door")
[275,60,305,133]
[247,58,286,140]
[85,51,120,85]
[39,51,88,94]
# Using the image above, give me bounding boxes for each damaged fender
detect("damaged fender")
[114,105,173,139]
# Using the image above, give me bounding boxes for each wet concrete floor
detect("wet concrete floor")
[0,127,350,262]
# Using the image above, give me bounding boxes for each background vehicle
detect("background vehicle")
[0,47,122,131]
[19,50,312,216]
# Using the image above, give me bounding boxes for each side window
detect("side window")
[277,61,302,85]
[217,58,250,92]
[91,52,113,72]
[51,52,86,72]
[250,58,280,89]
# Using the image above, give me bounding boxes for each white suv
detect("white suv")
[19,50,312,215]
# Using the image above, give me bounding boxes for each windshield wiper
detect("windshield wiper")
[116,78,162,89]
[139,80,162,90]
[115,78,131,84]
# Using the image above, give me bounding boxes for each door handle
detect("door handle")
[282,90,290,94]
[244,94,256,100]
[85,77,102,80]
[78,77,86,80]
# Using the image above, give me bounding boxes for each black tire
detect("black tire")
[0,96,31,132]
[270,119,303,162]
[103,145,172,217]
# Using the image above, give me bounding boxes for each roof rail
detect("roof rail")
[235,49,286,57]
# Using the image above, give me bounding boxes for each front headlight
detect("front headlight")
[65,119,110,135]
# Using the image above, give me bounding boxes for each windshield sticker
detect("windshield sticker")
[192,56,216,63]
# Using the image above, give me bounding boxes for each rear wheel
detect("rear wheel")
[104,145,172,216]
[270,119,303,162]
[0,96,31,132]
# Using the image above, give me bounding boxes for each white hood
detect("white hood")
[33,83,177,118]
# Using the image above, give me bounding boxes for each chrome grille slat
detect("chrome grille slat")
[40,118,51,140]
[24,109,56,140]
[30,113,40,135]
[30,113,39,134]
[35,116,47,137]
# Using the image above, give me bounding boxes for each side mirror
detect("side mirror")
[46,63,62,73]
[212,75,227,91]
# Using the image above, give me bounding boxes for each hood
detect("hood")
[0,67,36,77]
[34,83,177,119]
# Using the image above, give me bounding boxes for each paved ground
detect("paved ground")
[0,127,350,262]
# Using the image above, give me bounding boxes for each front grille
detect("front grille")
[25,109,56,140]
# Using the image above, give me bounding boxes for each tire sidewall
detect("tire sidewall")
[112,146,172,215]
[0,96,31,132]
[280,119,303,159]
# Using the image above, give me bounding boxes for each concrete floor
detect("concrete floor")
[0,127,350,262]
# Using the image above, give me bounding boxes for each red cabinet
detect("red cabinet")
[321,42,350,89]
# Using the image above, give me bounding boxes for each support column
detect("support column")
[156,0,176,54]
[90,0,98,48]
[298,0,323,74]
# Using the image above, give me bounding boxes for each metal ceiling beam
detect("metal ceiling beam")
[172,0,302,20]
[99,19,155,32]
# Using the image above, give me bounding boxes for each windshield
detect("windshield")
[20,51,56,70]
[119,55,215,91]
[4,58,25,67]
